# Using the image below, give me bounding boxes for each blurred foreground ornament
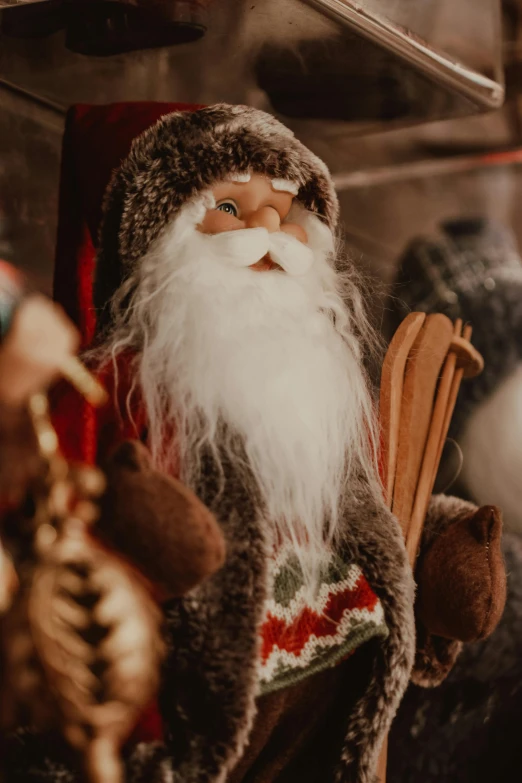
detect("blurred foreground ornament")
[0,392,165,782]
[0,260,107,407]
[0,540,17,614]
[30,514,164,783]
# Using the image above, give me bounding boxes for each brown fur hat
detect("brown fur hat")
[94,103,338,333]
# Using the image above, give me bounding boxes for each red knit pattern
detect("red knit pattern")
[260,572,378,664]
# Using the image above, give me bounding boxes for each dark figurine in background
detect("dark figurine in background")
[387,218,522,783]
[391,218,522,535]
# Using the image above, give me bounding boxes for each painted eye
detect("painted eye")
[216,200,239,217]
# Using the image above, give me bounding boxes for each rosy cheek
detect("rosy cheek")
[280,222,308,244]
[198,210,244,234]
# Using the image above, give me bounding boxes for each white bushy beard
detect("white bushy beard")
[100,194,381,590]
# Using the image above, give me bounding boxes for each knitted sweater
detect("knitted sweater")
[259,545,387,695]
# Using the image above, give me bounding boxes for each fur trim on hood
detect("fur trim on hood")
[94,104,338,333]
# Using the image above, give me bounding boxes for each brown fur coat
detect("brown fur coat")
[3,450,492,782]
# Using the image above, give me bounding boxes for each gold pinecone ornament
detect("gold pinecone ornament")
[30,515,164,783]
[1,390,166,783]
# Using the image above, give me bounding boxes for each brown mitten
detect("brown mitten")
[97,440,225,598]
[416,504,506,642]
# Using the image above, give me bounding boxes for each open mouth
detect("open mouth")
[249,253,283,272]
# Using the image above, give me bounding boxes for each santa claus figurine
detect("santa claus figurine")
[2,105,507,782]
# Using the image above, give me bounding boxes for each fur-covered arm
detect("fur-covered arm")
[412,494,506,686]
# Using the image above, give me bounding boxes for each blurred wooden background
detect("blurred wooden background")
[0,0,519,311]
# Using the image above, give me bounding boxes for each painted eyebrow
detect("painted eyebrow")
[272,178,299,195]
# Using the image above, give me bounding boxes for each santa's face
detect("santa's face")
[104,172,379,589]
[198,174,308,272]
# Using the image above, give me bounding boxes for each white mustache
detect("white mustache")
[197,228,314,276]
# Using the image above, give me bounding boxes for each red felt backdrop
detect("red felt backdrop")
[53,102,201,347]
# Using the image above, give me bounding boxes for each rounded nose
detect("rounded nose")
[246,206,281,233]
